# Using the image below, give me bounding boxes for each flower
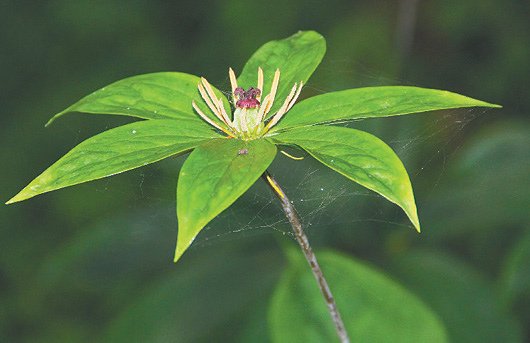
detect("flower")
[192,68,303,140]
[8,30,500,263]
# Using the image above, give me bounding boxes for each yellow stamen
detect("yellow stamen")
[198,83,223,121]
[201,78,232,126]
[192,101,233,136]
[193,68,301,140]
[216,97,232,126]
[229,67,238,102]
[280,150,304,160]
[287,81,303,112]
[256,94,271,122]
[201,78,223,113]
[262,95,274,118]
[265,83,298,130]
[198,81,233,129]
[199,77,233,127]
[265,82,304,132]
[263,69,281,118]
[257,67,264,101]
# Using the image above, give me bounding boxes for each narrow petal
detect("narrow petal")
[201,83,232,128]
[261,69,281,119]
[262,94,275,119]
[268,69,281,107]
[278,83,299,114]
[257,67,264,101]
[257,94,271,122]
[198,83,223,121]
[201,77,222,115]
[201,78,223,113]
[198,82,233,130]
[193,101,233,136]
[266,83,298,130]
[216,97,233,126]
[229,68,238,92]
[229,67,238,103]
[287,81,303,112]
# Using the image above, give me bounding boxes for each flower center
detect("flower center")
[234,87,261,109]
[192,68,303,140]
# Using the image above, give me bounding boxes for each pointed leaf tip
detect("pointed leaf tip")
[44,117,54,127]
[275,86,503,131]
[8,120,218,204]
[173,240,191,263]
[45,108,70,127]
[174,138,277,262]
[6,192,30,205]
[412,214,421,233]
[274,126,421,232]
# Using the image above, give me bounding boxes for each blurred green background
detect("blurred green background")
[1,0,529,342]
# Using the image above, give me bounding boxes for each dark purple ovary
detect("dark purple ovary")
[235,87,261,108]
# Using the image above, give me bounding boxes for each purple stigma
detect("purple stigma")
[235,87,261,108]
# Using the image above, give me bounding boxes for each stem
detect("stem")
[263,171,350,343]
[395,0,420,68]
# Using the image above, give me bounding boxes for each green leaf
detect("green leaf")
[272,126,420,231]
[390,250,523,343]
[7,119,218,204]
[237,31,326,117]
[104,245,281,342]
[46,72,231,126]
[269,250,448,343]
[274,86,501,131]
[175,138,277,262]
[500,227,530,311]
[423,121,530,240]
[236,300,271,343]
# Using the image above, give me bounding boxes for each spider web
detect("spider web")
[69,73,489,256]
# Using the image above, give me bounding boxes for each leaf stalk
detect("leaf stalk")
[263,171,350,343]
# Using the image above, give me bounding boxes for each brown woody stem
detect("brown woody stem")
[262,170,350,343]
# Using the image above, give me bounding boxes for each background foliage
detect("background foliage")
[1,0,529,342]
